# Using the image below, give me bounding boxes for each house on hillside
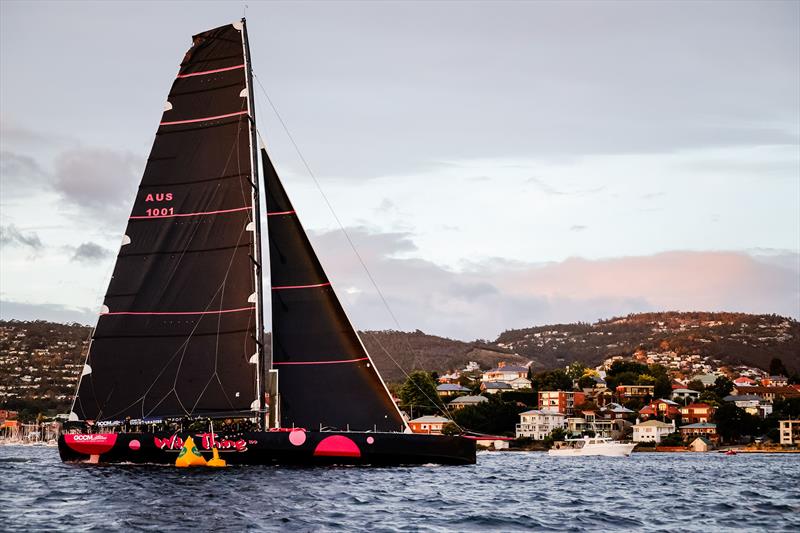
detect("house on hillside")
[733,376,756,387]
[639,399,680,420]
[481,382,512,395]
[448,395,488,410]
[679,403,716,424]
[408,416,451,435]
[516,409,566,440]
[671,388,700,403]
[692,373,721,388]
[599,402,635,420]
[632,419,675,443]
[436,384,471,397]
[482,362,528,383]
[616,384,654,400]
[508,377,533,390]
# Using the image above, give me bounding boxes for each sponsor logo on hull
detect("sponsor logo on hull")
[155,433,249,453]
[64,433,118,455]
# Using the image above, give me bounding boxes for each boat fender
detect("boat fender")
[175,436,207,467]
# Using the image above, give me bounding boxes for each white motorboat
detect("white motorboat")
[548,436,636,457]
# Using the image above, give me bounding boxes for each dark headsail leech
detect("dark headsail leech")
[262,148,407,432]
[70,22,258,423]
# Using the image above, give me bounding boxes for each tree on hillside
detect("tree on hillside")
[398,371,442,417]
[687,380,705,392]
[451,394,525,436]
[769,357,789,377]
[532,370,572,391]
[566,362,587,381]
[608,361,649,377]
[712,376,734,399]
[714,403,760,443]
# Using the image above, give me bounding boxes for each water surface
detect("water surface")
[1,446,798,531]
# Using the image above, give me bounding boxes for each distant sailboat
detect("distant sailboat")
[58,19,475,466]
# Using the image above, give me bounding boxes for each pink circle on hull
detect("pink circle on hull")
[366,436,375,444]
[313,435,362,458]
[129,439,141,450]
[289,429,307,446]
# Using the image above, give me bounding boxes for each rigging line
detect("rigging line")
[251,72,462,428]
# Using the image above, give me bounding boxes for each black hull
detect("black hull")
[58,430,476,466]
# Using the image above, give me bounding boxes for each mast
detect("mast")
[240,18,267,430]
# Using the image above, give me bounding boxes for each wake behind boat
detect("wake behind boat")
[548,437,636,457]
[58,19,475,467]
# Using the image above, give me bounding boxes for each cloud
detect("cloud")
[71,242,112,262]
[53,147,141,217]
[0,224,43,249]
[0,150,50,198]
[304,228,800,340]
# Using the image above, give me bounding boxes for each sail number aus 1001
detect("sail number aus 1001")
[145,207,174,216]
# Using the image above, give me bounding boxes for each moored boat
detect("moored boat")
[548,436,636,457]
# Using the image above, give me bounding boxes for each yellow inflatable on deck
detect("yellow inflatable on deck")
[207,447,227,468]
[175,437,207,468]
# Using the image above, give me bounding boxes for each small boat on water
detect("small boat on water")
[548,436,636,457]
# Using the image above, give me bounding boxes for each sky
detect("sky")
[1,0,798,340]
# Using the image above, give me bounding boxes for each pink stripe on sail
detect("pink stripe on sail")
[267,210,296,216]
[176,64,245,78]
[101,307,255,316]
[130,206,251,219]
[271,282,331,291]
[273,357,369,366]
[160,110,247,126]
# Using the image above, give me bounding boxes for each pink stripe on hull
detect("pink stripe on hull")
[273,357,369,366]
[101,307,255,316]
[271,282,331,290]
[176,64,245,78]
[130,206,251,220]
[160,110,247,126]
[267,210,296,216]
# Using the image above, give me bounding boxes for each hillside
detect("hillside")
[2,312,798,415]
[496,312,799,373]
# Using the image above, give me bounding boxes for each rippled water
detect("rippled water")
[1,446,798,532]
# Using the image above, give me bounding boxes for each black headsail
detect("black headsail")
[262,149,407,432]
[70,21,264,423]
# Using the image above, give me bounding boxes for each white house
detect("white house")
[632,419,675,443]
[671,388,700,403]
[482,362,528,383]
[516,409,566,440]
[508,377,533,390]
[779,420,800,445]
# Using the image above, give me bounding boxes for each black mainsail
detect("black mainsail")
[71,22,262,422]
[262,150,406,432]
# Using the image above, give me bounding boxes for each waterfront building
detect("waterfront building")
[436,384,471,397]
[632,419,675,443]
[779,420,800,445]
[539,390,586,415]
[679,422,718,442]
[516,409,566,440]
[408,416,451,435]
[447,395,487,410]
[679,403,715,424]
[689,436,714,452]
